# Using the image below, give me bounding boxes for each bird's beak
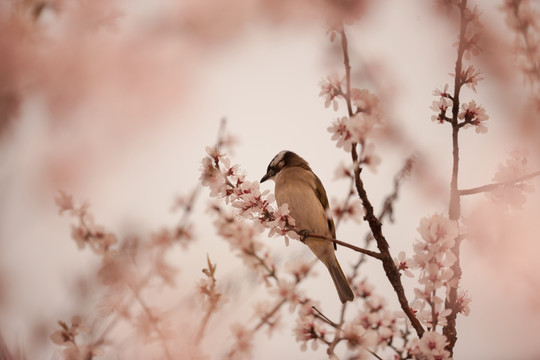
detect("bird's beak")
[260,170,273,183]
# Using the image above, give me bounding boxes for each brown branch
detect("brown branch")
[459,170,540,196]
[352,163,425,338]
[348,156,415,281]
[340,26,353,117]
[338,23,424,339]
[303,232,383,260]
[253,298,287,332]
[312,306,340,328]
[444,0,468,354]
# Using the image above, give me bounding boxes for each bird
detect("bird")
[260,150,354,303]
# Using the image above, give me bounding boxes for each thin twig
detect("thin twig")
[130,286,173,360]
[459,170,540,195]
[312,306,340,328]
[303,232,383,260]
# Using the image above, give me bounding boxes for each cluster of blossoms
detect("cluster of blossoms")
[53,190,200,359]
[209,203,277,283]
[459,99,489,133]
[347,280,401,355]
[200,146,299,245]
[430,84,489,133]
[324,84,384,172]
[407,214,471,332]
[430,3,489,134]
[329,197,364,224]
[50,316,104,360]
[196,256,227,316]
[501,0,540,85]
[408,331,451,360]
[488,147,535,208]
[293,300,329,351]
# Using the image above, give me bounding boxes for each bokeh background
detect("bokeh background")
[1,0,540,359]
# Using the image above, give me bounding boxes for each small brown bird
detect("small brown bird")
[261,151,354,303]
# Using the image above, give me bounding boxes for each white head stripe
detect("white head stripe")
[270,150,288,168]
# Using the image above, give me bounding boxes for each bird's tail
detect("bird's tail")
[326,257,354,303]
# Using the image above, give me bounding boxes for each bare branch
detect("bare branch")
[338,24,425,339]
[302,232,383,260]
[459,170,540,196]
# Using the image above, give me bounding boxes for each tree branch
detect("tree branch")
[444,0,468,353]
[459,170,540,196]
[338,23,425,339]
[302,232,383,260]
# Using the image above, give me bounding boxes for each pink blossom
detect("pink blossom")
[393,251,414,278]
[328,116,353,151]
[228,323,254,360]
[330,198,364,223]
[342,323,377,350]
[361,142,381,172]
[460,65,483,93]
[348,113,378,142]
[459,100,489,133]
[414,331,451,360]
[294,301,326,351]
[50,316,84,345]
[412,214,460,329]
[489,147,535,208]
[319,73,343,110]
[333,161,354,180]
[430,97,452,123]
[456,289,472,316]
[351,88,380,117]
[55,191,74,214]
[417,214,458,248]
[285,258,315,282]
[353,279,374,298]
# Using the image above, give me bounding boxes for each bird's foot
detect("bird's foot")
[298,229,310,243]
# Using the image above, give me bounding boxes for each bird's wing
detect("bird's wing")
[313,174,337,249]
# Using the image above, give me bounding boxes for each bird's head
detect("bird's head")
[260,150,311,183]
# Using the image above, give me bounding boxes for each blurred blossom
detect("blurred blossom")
[488,147,535,209]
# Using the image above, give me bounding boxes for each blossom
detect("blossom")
[330,198,364,224]
[273,280,300,305]
[394,251,414,278]
[55,191,74,214]
[414,331,451,360]
[333,161,354,180]
[459,100,489,133]
[319,73,343,111]
[417,214,458,248]
[353,279,374,298]
[227,323,253,360]
[348,113,378,142]
[412,214,460,329]
[488,147,534,208]
[456,289,472,316]
[267,203,297,240]
[460,65,483,92]
[342,323,377,351]
[430,97,452,123]
[50,316,84,345]
[361,142,381,172]
[294,301,326,351]
[328,116,353,151]
[351,88,380,116]
[285,258,314,282]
